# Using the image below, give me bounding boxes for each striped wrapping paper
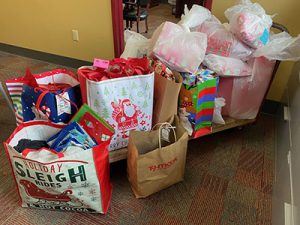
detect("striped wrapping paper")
[179,73,218,138]
[5,82,24,124]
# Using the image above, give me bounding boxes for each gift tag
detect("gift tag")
[161,127,171,142]
[56,92,71,116]
[93,58,109,69]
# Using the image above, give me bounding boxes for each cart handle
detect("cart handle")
[272,22,289,34]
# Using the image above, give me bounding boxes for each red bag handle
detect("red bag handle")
[23,68,39,87]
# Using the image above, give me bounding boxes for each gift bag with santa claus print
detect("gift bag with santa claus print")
[78,65,154,151]
[4,121,112,214]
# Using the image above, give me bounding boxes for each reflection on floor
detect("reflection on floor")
[124,3,180,39]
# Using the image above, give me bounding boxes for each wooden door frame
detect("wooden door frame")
[111,0,212,58]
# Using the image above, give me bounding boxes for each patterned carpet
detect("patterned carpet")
[0,50,275,224]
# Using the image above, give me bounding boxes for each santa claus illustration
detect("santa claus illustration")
[111,99,140,131]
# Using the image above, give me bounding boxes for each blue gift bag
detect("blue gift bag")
[21,69,82,123]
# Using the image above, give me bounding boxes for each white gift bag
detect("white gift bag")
[4,121,112,214]
[78,66,154,151]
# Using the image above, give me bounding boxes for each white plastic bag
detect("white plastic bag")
[195,20,253,60]
[212,98,226,124]
[121,30,149,58]
[178,4,211,30]
[203,54,252,76]
[148,22,207,73]
[225,0,273,49]
[253,32,300,61]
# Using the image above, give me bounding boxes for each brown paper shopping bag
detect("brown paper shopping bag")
[127,115,188,198]
[152,71,183,125]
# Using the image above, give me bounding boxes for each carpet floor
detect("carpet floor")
[0,50,275,225]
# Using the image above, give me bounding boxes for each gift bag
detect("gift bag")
[71,104,115,145]
[78,59,154,151]
[127,115,188,198]
[151,60,183,125]
[6,69,82,124]
[4,121,112,214]
[179,69,218,138]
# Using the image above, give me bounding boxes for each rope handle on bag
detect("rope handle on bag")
[152,122,177,150]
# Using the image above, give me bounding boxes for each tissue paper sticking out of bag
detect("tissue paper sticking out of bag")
[203,54,252,76]
[195,20,253,60]
[148,22,207,73]
[179,108,193,135]
[178,4,211,30]
[121,30,149,58]
[225,0,273,49]
[253,32,300,61]
[213,98,226,125]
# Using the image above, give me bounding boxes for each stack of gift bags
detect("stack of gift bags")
[3,0,300,212]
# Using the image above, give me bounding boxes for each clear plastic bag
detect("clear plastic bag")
[212,98,226,124]
[195,20,253,60]
[253,32,300,61]
[148,22,207,73]
[178,4,211,30]
[225,0,273,49]
[203,54,252,76]
[121,30,149,58]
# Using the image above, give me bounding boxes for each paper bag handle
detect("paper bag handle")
[153,122,177,150]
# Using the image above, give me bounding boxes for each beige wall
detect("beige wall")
[0,0,115,62]
[212,0,300,101]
